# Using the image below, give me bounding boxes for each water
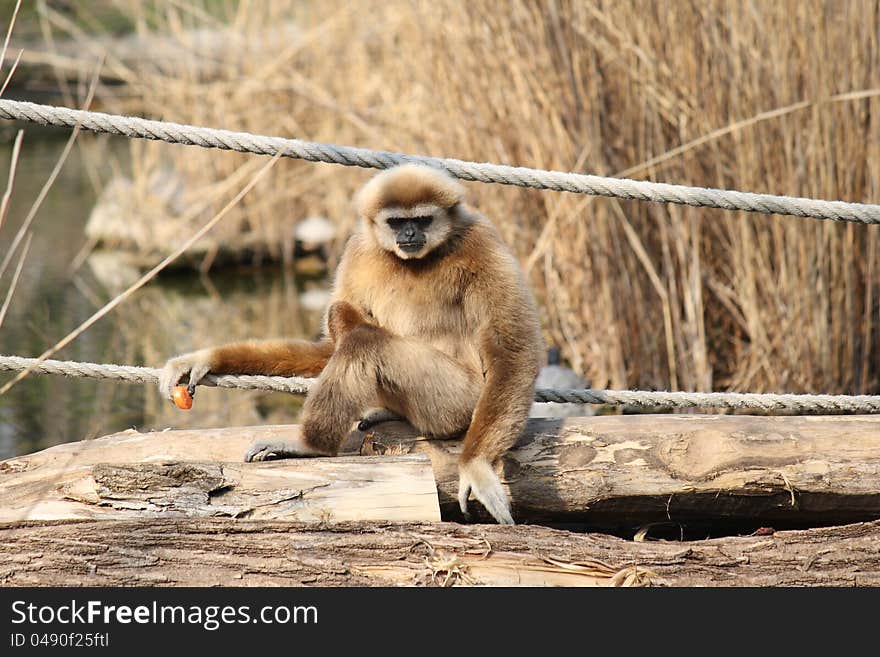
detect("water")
[0,131,327,459]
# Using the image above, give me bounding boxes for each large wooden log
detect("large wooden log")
[3,415,880,526]
[362,414,880,525]
[378,415,880,526]
[1,518,878,586]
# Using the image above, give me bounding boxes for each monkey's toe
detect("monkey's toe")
[357,409,405,431]
[244,437,325,462]
[244,441,283,462]
[457,482,473,520]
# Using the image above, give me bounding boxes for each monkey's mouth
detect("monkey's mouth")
[397,241,425,254]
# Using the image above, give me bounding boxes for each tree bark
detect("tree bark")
[1,518,877,587]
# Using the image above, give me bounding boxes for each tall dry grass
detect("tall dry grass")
[42,0,880,395]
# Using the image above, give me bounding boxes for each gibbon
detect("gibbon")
[158,164,543,524]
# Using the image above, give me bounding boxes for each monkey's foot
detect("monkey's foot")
[357,408,405,431]
[458,457,514,525]
[244,437,325,462]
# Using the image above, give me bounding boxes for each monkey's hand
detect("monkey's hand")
[458,457,514,525]
[158,348,214,400]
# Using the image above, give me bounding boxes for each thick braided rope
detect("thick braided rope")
[0,355,312,395]
[3,355,880,413]
[2,99,880,225]
[534,388,880,412]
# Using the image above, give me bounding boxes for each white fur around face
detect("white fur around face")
[371,205,453,260]
[374,204,443,223]
[458,457,514,524]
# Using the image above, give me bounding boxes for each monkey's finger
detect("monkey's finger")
[159,362,189,399]
[186,362,210,394]
[458,480,472,519]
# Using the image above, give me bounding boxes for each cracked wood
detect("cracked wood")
[1,518,877,587]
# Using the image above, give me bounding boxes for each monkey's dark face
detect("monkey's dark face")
[373,205,453,260]
[388,216,432,253]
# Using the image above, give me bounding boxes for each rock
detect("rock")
[531,346,595,418]
[294,216,336,252]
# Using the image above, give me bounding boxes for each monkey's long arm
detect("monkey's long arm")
[158,240,360,400]
[457,323,541,524]
[210,339,334,376]
[157,338,333,399]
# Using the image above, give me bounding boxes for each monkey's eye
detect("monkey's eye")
[386,216,432,231]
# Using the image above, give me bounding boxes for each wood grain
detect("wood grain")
[1,518,877,586]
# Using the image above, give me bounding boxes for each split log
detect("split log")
[1,518,878,587]
[3,414,880,526]
[0,432,440,523]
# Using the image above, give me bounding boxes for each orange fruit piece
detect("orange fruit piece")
[172,384,193,410]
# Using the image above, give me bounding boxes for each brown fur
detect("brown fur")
[326,300,370,343]
[210,339,333,378]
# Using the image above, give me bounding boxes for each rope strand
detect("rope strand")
[3,355,879,413]
[2,98,879,224]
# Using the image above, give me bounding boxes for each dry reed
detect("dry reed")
[40,0,880,395]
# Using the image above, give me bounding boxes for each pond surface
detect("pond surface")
[0,131,327,459]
